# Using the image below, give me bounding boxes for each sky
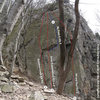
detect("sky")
[70,0,100,34]
[46,0,100,34]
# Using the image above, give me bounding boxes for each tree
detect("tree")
[34,0,46,8]
[96,11,100,33]
[96,11,100,23]
[0,0,34,69]
[95,32,100,40]
[11,0,34,77]
[0,0,25,66]
[57,0,80,94]
[56,0,69,3]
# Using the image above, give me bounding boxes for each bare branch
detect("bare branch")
[0,0,7,13]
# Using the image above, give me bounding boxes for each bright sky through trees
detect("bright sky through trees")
[46,0,100,34]
[70,0,100,33]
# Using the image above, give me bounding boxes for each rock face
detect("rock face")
[56,0,69,3]
[1,84,13,93]
[2,2,100,100]
[0,66,71,100]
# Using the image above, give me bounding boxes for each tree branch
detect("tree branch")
[65,0,80,75]
[59,0,66,70]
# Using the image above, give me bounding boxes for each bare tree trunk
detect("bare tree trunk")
[0,34,5,65]
[57,0,66,94]
[57,69,66,94]
[7,0,12,14]
[7,0,25,34]
[0,0,25,66]
[11,0,33,76]
[59,0,65,69]
[0,0,7,13]
[11,19,25,76]
[57,0,80,95]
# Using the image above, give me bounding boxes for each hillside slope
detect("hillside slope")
[0,65,73,100]
[2,2,100,100]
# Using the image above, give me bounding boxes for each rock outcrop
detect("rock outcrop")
[0,65,72,100]
[1,2,100,100]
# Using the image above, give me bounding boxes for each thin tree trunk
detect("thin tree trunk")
[0,0,7,13]
[7,0,12,14]
[57,0,66,94]
[11,12,26,76]
[57,70,66,94]
[57,0,80,94]
[64,0,80,77]
[11,20,25,76]
[59,0,65,69]
[57,56,72,94]
[7,4,25,34]
[0,0,25,66]
[11,0,32,76]
[0,35,5,65]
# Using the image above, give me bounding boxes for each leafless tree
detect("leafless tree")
[11,0,33,76]
[95,11,100,33]
[33,0,46,8]
[0,0,25,65]
[0,0,34,68]
[96,11,100,25]
[57,0,80,94]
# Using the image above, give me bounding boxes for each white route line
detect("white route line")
[50,56,55,88]
[37,58,44,84]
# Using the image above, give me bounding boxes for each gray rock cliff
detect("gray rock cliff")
[2,2,100,100]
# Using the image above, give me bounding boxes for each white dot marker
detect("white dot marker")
[72,96,77,100]
[44,85,48,89]
[51,20,55,24]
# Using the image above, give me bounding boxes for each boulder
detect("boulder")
[11,75,24,82]
[1,84,14,93]
[0,77,8,82]
[0,65,7,72]
[0,71,9,77]
[29,91,45,100]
